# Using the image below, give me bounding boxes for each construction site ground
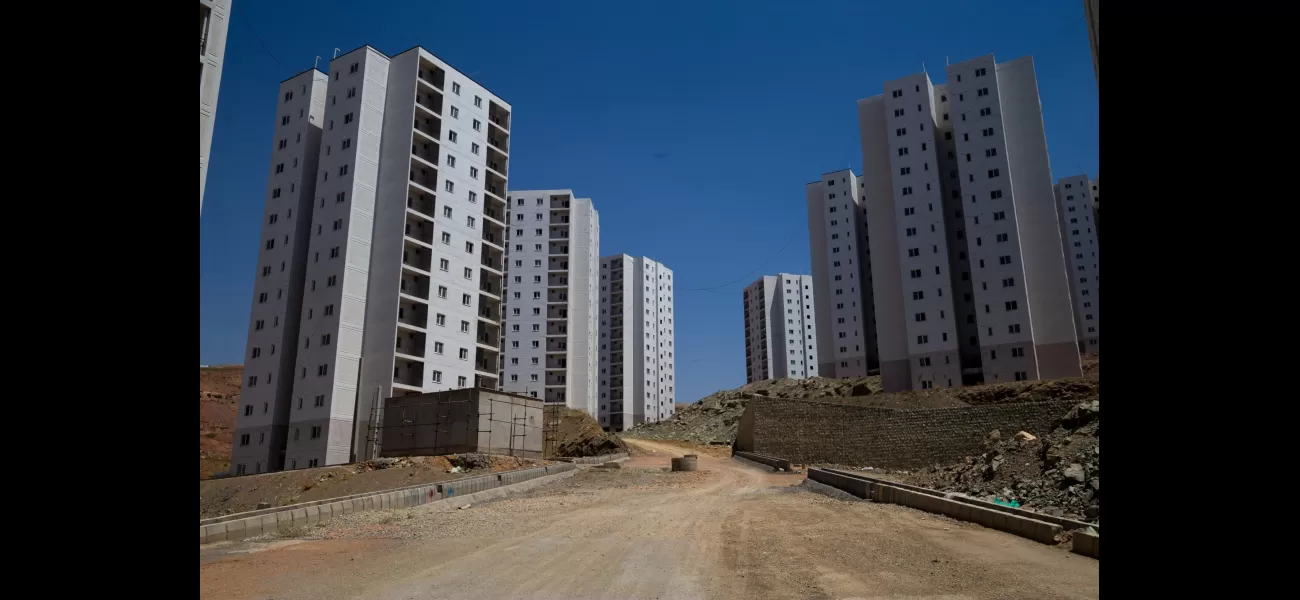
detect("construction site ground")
[199,455,548,519]
[200,439,1098,600]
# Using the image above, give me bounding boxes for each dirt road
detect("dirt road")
[200,439,1098,599]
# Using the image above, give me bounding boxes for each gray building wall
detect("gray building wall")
[1054,175,1100,354]
[379,389,544,458]
[199,0,230,214]
[807,170,877,379]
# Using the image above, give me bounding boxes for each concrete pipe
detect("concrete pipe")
[672,456,698,472]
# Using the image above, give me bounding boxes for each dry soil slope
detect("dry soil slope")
[200,365,242,479]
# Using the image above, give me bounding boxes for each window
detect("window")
[1005,300,1019,311]
[988,168,1000,178]
[446,155,456,168]
[450,106,459,118]
[1011,347,1025,358]
[465,241,474,253]
[975,67,987,77]
[436,313,446,326]
[985,147,998,157]
[905,227,917,236]
[317,364,329,376]
[278,139,287,149]
[437,285,448,298]
[914,312,927,322]
[467,216,476,228]
[898,147,909,156]
[463,267,473,280]
[1002,277,1015,287]
[909,269,922,279]
[461,320,471,333]
[982,127,995,137]
[979,107,992,117]
[468,191,477,204]
[324,304,335,316]
[996,233,1009,243]
[470,167,479,179]
[990,190,1003,199]
[445,180,455,192]
[325,275,337,287]
[912,290,924,300]
[917,335,929,344]
[993,211,1006,221]
[448,131,458,143]
[439,258,449,271]
[322,333,332,346]
[999,255,1012,265]
[281,115,290,126]
[896,127,906,137]
[1008,323,1021,334]
[330,247,340,258]
[462,293,471,306]
[342,138,352,150]
[459,348,469,360]
[432,370,443,383]
[473,119,482,132]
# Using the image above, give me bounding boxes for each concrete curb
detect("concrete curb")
[554,452,630,465]
[822,468,1100,534]
[734,451,795,471]
[808,468,1092,552]
[200,462,578,545]
[1072,530,1099,558]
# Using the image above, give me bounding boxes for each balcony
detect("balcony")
[407,190,435,217]
[548,241,569,256]
[546,355,569,369]
[486,145,509,177]
[549,211,571,225]
[417,60,446,91]
[404,215,434,246]
[393,357,424,388]
[485,170,507,201]
[489,101,511,132]
[547,289,568,304]
[414,115,441,142]
[545,372,567,386]
[416,87,443,116]
[545,389,566,403]
[488,128,510,154]
[546,338,568,353]
[397,297,429,329]
[549,225,570,240]
[546,321,568,336]
[479,280,501,298]
[410,165,438,191]
[609,318,623,329]
[483,205,506,224]
[395,330,427,358]
[402,240,433,272]
[481,245,504,272]
[412,139,439,166]
[475,348,500,375]
[476,320,500,349]
[610,342,624,354]
[548,273,569,288]
[399,272,430,300]
[548,257,569,271]
[547,305,568,319]
[475,372,499,390]
[482,218,505,248]
[477,294,501,322]
[550,195,571,210]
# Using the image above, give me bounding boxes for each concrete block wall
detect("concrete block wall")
[556,452,630,465]
[734,451,794,472]
[740,397,1075,468]
[200,462,577,545]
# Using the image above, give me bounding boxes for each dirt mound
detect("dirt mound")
[199,365,242,479]
[554,408,628,457]
[900,399,1101,523]
[951,378,1098,406]
[623,376,883,445]
[199,454,547,518]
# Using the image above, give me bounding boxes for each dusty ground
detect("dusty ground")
[199,365,242,479]
[200,439,1098,600]
[199,454,548,519]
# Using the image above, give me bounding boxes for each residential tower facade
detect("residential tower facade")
[499,190,600,415]
[855,54,1081,392]
[199,0,231,214]
[598,255,676,432]
[1054,175,1099,354]
[231,46,512,475]
[806,172,877,379]
[743,274,818,383]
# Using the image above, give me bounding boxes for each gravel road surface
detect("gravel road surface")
[200,439,1098,599]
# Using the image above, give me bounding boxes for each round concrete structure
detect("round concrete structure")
[672,455,699,472]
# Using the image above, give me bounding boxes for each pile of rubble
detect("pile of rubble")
[905,400,1101,523]
[624,376,882,445]
[554,408,628,457]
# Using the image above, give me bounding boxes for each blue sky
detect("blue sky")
[200,0,1098,404]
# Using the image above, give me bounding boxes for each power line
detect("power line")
[237,5,282,70]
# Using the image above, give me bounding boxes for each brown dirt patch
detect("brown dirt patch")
[199,365,242,479]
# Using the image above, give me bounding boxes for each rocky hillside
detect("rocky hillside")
[622,376,883,445]
[554,408,628,457]
[199,365,242,479]
[897,400,1101,524]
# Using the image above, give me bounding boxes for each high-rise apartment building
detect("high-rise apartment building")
[743,275,819,383]
[1054,175,1100,354]
[855,54,1081,392]
[232,46,512,475]
[597,255,676,432]
[199,0,231,214]
[499,190,599,415]
[806,172,877,379]
[230,69,328,475]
